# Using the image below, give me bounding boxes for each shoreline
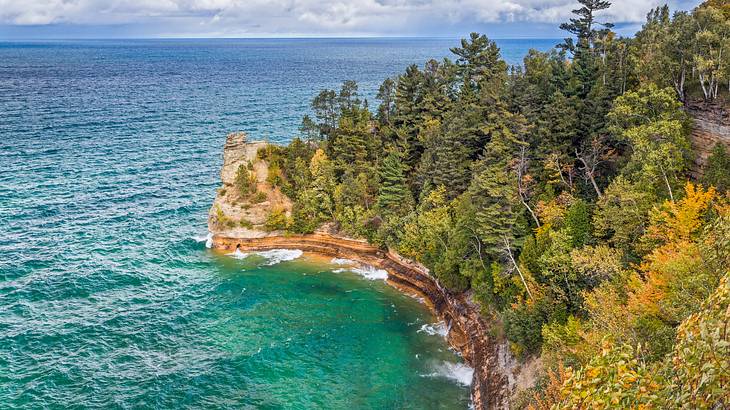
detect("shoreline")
[209,232,517,410]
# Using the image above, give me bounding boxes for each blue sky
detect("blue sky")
[0,0,702,39]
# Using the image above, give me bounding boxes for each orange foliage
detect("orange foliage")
[644,182,716,244]
[631,183,717,320]
[528,364,569,410]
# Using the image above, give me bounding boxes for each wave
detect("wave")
[417,321,449,338]
[255,249,303,265]
[191,232,213,248]
[227,248,303,266]
[330,257,355,266]
[421,361,474,387]
[333,264,388,281]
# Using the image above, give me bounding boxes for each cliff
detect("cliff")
[208,132,292,237]
[687,102,730,177]
[207,132,525,410]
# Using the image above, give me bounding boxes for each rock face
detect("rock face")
[687,103,730,177]
[208,132,291,238]
[208,133,525,409]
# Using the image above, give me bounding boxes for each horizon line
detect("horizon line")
[0,35,566,41]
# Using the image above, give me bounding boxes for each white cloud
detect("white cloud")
[0,0,701,36]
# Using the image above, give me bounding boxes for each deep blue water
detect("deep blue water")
[0,38,556,408]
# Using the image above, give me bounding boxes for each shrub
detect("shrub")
[252,191,268,204]
[702,143,730,192]
[234,164,257,196]
[264,208,289,231]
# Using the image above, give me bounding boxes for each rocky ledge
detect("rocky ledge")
[208,132,523,409]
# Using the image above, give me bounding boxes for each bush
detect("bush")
[252,191,268,203]
[504,295,566,357]
[702,143,730,192]
[264,208,289,231]
[234,164,257,196]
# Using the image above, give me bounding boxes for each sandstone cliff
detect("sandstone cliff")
[207,133,528,409]
[208,132,292,237]
[687,102,730,177]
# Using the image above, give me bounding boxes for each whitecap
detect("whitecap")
[331,257,355,266]
[254,249,303,266]
[192,232,213,248]
[227,248,303,266]
[347,265,388,280]
[421,361,474,387]
[227,248,250,259]
[417,321,449,337]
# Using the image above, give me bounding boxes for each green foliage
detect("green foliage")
[564,199,591,247]
[252,191,267,204]
[376,149,413,216]
[609,84,692,200]
[664,273,730,409]
[702,143,730,192]
[504,296,565,357]
[264,208,289,231]
[234,164,257,196]
[555,343,662,409]
[593,176,656,256]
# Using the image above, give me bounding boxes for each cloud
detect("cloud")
[0,0,702,37]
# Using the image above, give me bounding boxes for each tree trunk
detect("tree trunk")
[503,235,532,301]
[659,163,675,202]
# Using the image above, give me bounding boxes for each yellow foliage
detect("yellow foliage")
[644,182,716,244]
[631,183,718,322]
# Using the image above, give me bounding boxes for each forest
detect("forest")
[244,0,730,407]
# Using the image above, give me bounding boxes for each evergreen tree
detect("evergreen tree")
[377,149,413,216]
[469,111,528,257]
[702,143,730,192]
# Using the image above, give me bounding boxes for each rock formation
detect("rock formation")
[208,132,291,238]
[687,102,730,177]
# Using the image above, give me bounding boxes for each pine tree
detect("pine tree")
[702,143,730,192]
[469,111,528,257]
[559,0,614,50]
[377,149,414,216]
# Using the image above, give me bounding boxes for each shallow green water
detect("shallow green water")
[1,242,472,408]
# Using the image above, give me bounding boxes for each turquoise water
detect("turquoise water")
[0,38,553,408]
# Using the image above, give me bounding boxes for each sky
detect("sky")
[0,0,703,39]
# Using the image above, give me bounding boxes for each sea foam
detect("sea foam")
[418,321,449,338]
[227,248,303,265]
[192,232,213,248]
[422,361,474,387]
[331,257,356,266]
[333,264,388,281]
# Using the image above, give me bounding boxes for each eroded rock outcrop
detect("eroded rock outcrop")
[208,132,291,238]
[687,102,730,177]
